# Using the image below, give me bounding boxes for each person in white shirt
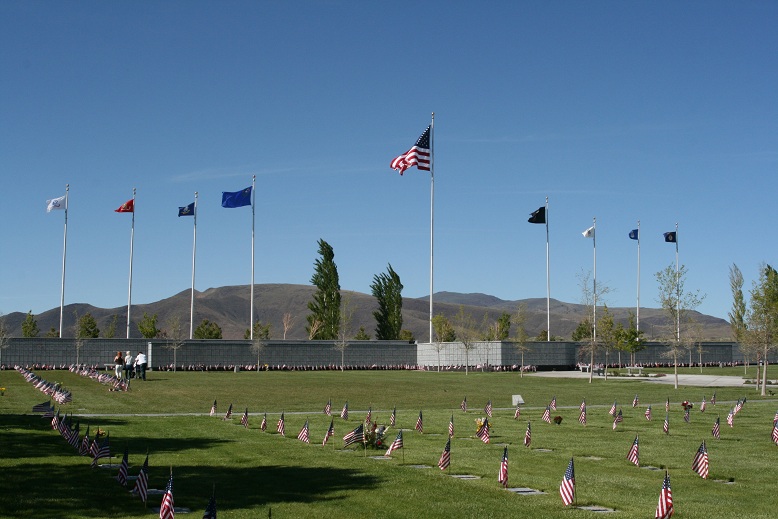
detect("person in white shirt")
[124,351,134,379]
[135,351,148,380]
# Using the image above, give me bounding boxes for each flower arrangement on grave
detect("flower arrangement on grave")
[0,387,5,396]
[475,418,492,434]
[363,421,388,449]
[553,416,563,425]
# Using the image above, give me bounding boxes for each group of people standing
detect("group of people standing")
[113,350,147,381]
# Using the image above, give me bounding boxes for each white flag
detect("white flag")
[46,196,66,212]
[582,226,595,238]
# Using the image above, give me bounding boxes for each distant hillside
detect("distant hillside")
[1,284,732,341]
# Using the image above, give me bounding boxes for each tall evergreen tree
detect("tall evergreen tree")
[371,264,403,340]
[306,239,341,340]
[21,311,40,338]
[77,313,100,339]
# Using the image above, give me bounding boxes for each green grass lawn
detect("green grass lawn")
[1,367,777,518]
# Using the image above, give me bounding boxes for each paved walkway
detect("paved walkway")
[528,370,749,387]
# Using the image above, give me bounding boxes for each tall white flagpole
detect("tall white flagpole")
[250,175,256,340]
[675,222,681,344]
[59,184,69,338]
[545,196,550,341]
[126,188,136,339]
[429,113,435,344]
[592,217,597,346]
[636,220,641,333]
[189,192,198,340]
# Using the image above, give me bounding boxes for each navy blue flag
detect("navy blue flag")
[629,229,639,240]
[528,206,546,224]
[221,187,252,208]
[663,231,676,243]
[178,202,195,217]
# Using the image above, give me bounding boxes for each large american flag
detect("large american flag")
[133,455,149,503]
[476,418,490,444]
[691,441,709,479]
[390,126,431,175]
[523,421,531,447]
[655,471,674,519]
[277,413,285,436]
[297,420,310,444]
[159,473,175,519]
[498,447,508,488]
[559,458,576,506]
[484,400,493,418]
[343,424,364,447]
[438,438,451,470]
[712,416,721,439]
[627,435,639,466]
[385,431,403,456]
[415,411,423,433]
[322,419,334,446]
[117,446,129,486]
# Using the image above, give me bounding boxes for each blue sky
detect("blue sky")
[1,1,776,323]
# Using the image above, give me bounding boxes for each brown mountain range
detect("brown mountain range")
[2,284,732,341]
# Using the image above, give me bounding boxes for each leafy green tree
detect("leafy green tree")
[354,327,371,340]
[453,306,478,375]
[194,319,222,339]
[655,263,705,389]
[481,312,510,341]
[399,329,415,342]
[571,319,593,342]
[21,311,39,338]
[137,312,160,339]
[729,263,753,375]
[371,264,403,340]
[244,321,271,340]
[619,312,645,367]
[748,264,778,396]
[306,239,341,340]
[77,313,99,339]
[45,327,59,338]
[102,314,119,338]
[431,314,456,342]
[597,306,622,380]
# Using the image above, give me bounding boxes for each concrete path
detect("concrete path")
[528,370,749,387]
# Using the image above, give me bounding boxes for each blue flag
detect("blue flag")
[629,229,639,240]
[178,202,195,217]
[222,187,252,208]
[663,231,676,243]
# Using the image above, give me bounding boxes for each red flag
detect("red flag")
[115,199,134,213]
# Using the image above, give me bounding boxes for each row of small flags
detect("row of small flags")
[16,366,72,404]
[69,364,129,391]
[44,411,217,519]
